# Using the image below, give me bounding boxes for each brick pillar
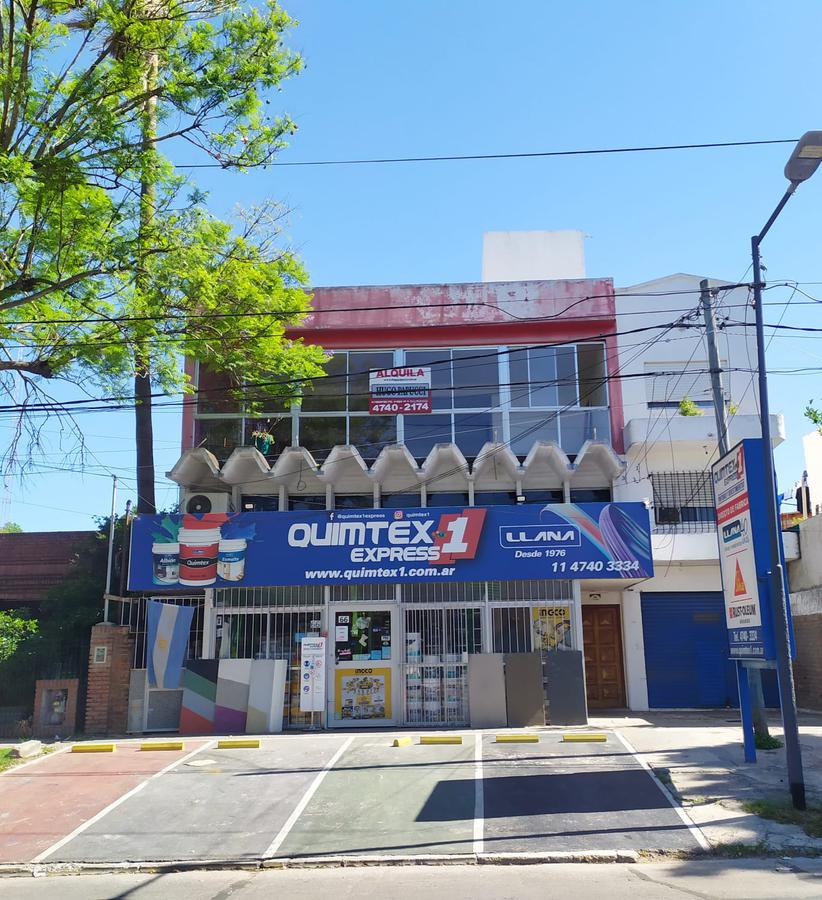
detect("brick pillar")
[84,623,134,735]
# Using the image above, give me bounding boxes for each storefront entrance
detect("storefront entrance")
[329,604,399,727]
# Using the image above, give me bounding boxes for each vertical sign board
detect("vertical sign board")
[711,438,791,660]
[300,636,326,712]
[369,367,431,414]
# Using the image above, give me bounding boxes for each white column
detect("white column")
[621,588,649,711]
[325,484,333,510]
[202,589,216,658]
[373,482,381,508]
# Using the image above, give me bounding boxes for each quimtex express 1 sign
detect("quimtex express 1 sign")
[128,502,654,591]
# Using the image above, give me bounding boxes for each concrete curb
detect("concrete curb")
[0,850,651,876]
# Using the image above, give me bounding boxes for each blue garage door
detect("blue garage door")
[641,592,778,708]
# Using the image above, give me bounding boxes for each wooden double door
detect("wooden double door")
[582,604,626,709]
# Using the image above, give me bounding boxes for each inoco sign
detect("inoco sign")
[128,502,654,590]
[368,367,431,414]
[711,438,790,660]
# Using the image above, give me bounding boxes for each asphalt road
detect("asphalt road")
[2,860,822,900]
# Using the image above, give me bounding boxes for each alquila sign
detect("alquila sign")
[128,502,654,590]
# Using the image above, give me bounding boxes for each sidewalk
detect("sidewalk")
[595,710,822,853]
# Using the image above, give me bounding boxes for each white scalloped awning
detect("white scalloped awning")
[317,445,372,493]
[520,441,571,489]
[169,439,623,498]
[420,443,470,493]
[221,446,272,485]
[471,443,522,488]
[166,448,225,491]
[572,441,625,485]
[270,446,324,494]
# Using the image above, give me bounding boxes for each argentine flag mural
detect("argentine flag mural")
[147,600,195,689]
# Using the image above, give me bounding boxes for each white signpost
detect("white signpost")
[300,636,326,721]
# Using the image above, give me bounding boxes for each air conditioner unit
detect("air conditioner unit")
[184,492,233,515]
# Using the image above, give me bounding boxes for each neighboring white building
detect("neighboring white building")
[613,273,788,709]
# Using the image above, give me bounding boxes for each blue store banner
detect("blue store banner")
[128,502,654,591]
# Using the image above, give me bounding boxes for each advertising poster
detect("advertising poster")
[711,439,791,660]
[335,667,391,720]
[299,636,326,712]
[129,502,654,591]
[369,366,431,414]
[532,605,572,651]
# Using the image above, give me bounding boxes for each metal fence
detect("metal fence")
[650,470,717,532]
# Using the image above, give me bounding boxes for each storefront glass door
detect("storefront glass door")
[329,605,399,726]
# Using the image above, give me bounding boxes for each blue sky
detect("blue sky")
[6,0,822,531]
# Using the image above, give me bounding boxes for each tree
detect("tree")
[0,521,23,532]
[0,0,326,508]
[805,402,822,435]
[0,610,37,663]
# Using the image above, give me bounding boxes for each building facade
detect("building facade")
[127,236,797,732]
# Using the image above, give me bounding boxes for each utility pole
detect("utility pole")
[701,279,770,744]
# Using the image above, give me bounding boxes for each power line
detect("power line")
[177,138,800,169]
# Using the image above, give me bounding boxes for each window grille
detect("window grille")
[650,471,716,532]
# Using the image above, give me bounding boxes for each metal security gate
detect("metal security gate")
[403,606,482,725]
[215,585,325,727]
[641,591,737,708]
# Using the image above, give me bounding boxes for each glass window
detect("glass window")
[509,411,559,457]
[301,352,347,412]
[195,418,241,463]
[244,416,292,459]
[335,495,374,509]
[403,414,453,460]
[507,348,530,408]
[197,367,241,414]
[556,347,578,406]
[348,351,394,412]
[524,489,564,504]
[560,409,611,455]
[527,347,559,407]
[570,488,612,503]
[334,610,391,663]
[452,349,499,409]
[298,416,346,460]
[577,343,607,407]
[288,495,326,511]
[473,492,517,506]
[405,350,452,410]
[381,492,422,509]
[453,413,502,458]
[428,492,470,507]
[241,495,279,511]
[348,415,397,461]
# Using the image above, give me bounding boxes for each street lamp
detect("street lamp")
[752,130,822,810]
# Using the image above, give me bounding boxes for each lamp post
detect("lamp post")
[751,131,822,810]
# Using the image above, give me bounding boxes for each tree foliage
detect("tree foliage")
[0,521,23,532]
[806,402,822,435]
[0,609,38,663]
[0,0,326,495]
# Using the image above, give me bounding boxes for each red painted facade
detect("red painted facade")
[185,277,624,453]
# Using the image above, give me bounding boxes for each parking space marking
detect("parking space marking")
[473,733,484,854]
[33,740,215,863]
[613,730,710,851]
[263,735,354,859]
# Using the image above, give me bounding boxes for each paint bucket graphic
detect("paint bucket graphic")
[151,542,179,585]
[217,538,247,582]
[178,526,221,587]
